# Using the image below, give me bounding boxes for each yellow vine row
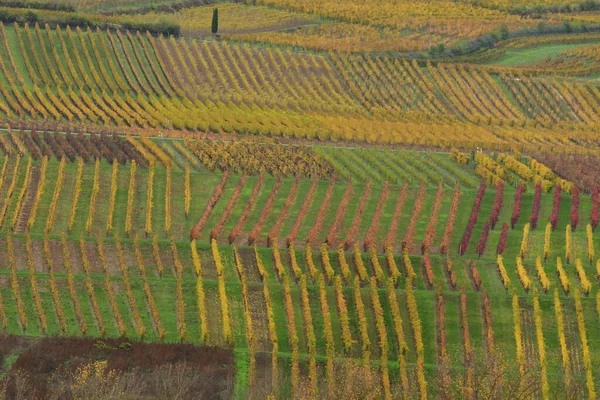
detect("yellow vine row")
[125,160,137,236]
[79,234,106,336]
[300,275,318,394]
[27,155,48,230]
[106,159,119,235]
[370,277,391,399]
[115,234,146,338]
[574,289,596,400]
[61,233,87,335]
[171,238,187,341]
[67,157,84,232]
[25,233,47,333]
[533,289,550,400]
[211,239,232,344]
[43,233,66,334]
[44,157,66,234]
[97,235,126,336]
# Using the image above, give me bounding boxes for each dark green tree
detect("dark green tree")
[211,8,219,35]
[23,10,38,23]
[499,24,509,40]
[537,21,547,33]
[564,21,573,33]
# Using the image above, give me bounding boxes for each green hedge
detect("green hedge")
[0,6,180,36]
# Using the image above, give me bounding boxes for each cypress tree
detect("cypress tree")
[211,8,219,35]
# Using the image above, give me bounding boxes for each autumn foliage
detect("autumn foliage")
[228,175,264,244]
[530,183,542,229]
[402,182,426,252]
[210,174,247,241]
[421,183,444,254]
[363,181,389,251]
[286,178,318,247]
[476,222,490,257]
[511,183,524,229]
[422,253,434,288]
[570,186,580,230]
[496,222,509,255]
[307,177,336,244]
[267,178,300,247]
[549,185,561,230]
[489,181,504,229]
[325,179,354,247]
[459,182,486,255]
[343,181,372,249]
[592,186,599,231]
[439,185,461,255]
[190,172,230,240]
[383,182,408,250]
[248,179,283,245]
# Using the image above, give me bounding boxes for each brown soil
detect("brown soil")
[47,239,65,274]
[1,335,235,399]
[200,248,218,281]
[11,238,27,271]
[158,243,176,278]
[67,241,84,274]
[247,285,270,352]
[102,242,122,276]
[119,242,137,271]
[139,243,158,275]
[238,247,261,283]
[31,240,47,273]
[84,241,104,274]
[0,276,9,290]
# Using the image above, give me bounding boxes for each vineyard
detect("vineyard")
[1,128,600,397]
[1,0,600,397]
[0,22,600,152]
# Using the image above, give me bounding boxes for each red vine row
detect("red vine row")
[190,172,230,240]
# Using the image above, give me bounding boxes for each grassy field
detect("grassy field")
[489,42,599,66]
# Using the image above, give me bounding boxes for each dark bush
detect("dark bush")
[21,130,40,160]
[52,130,77,162]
